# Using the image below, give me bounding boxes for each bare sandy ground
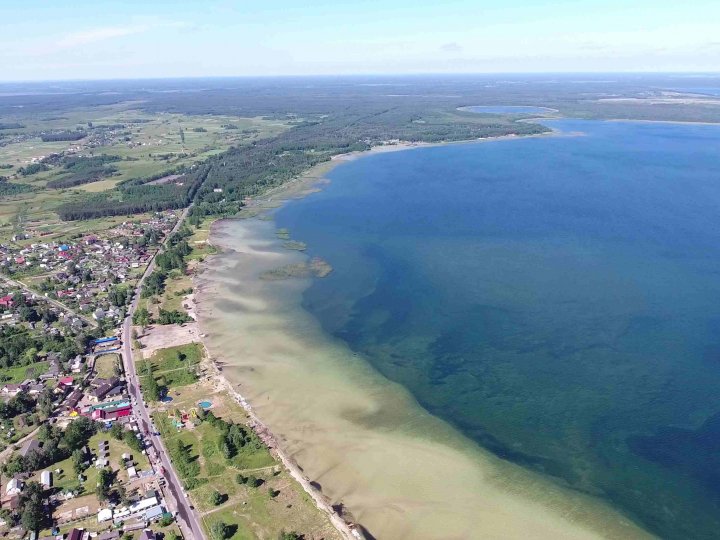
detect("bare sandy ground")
[194,216,654,540]
[138,322,201,359]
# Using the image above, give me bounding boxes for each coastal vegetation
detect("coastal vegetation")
[146,351,339,539]
[260,258,333,280]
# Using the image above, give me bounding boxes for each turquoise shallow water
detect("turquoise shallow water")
[275,119,720,539]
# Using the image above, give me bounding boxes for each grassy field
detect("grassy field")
[31,431,150,494]
[0,105,289,243]
[0,360,48,383]
[146,369,340,540]
[138,342,202,395]
[93,353,120,379]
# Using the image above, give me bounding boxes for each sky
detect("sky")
[1,0,720,81]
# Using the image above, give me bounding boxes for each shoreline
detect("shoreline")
[190,134,653,539]
[196,328,363,540]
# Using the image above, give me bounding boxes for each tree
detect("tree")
[123,429,143,453]
[246,475,258,488]
[210,490,223,506]
[279,533,302,540]
[20,481,45,533]
[236,473,247,485]
[110,422,124,440]
[63,417,98,450]
[210,521,229,540]
[96,468,113,501]
[71,448,86,475]
[268,487,278,498]
[143,364,162,402]
[133,307,152,328]
[37,388,54,418]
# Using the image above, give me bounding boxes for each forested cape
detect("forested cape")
[53,79,552,220]
[26,75,718,221]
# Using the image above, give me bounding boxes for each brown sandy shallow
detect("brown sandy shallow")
[194,215,654,540]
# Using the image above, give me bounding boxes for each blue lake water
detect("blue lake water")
[462,105,557,114]
[275,119,720,539]
[670,87,720,96]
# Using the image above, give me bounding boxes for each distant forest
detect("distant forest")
[3,75,714,221]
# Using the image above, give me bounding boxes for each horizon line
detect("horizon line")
[1,70,720,85]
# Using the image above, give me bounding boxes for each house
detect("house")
[58,376,74,388]
[67,529,84,540]
[40,470,52,489]
[64,388,83,410]
[27,383,45,395]
[6,478,22,496]
[19,438,41,459]
[40,357,61,380]
[144,506,164,522]
[97,507,113,523]
[98,531,120,540]
[1,383,26,397]
[90,378,120,402]
[139,530,156,540]
[0,295,14,309]
[70,355,84,373]
[128,496,158,515]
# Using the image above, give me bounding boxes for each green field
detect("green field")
[0,360,48,383]
[0,105,289,242]
[93,353,120,379]
[139,342,203,394]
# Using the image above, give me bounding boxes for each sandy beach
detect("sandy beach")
[190,144,656,539]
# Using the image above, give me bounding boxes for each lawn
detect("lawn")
[33,431,150,495]
[94,353,120,379]
[160,272,193,313]
[147,342,203,371]
[0,360,48,383]
[138,343,203,396]
[150,378,340,540]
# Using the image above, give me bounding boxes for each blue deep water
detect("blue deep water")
[275,119,720,539]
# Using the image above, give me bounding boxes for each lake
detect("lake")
[274,119,720,539]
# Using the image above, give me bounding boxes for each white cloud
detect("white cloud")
[440,42,463,53]
[56,25,151,49]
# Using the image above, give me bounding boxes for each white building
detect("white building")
[97,507,113,523]
[6,478,22,496]
[40,470,52,489]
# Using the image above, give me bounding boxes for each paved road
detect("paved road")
[120,207,206,540]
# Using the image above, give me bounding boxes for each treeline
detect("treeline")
[141,227,192,299]
[47,154,121,189]
[117,165,187,188]
[0,320,89,370]
[0,182,32,197]
[203,411,265,459]
[57,89,549,221]
[18,163,49,176]
[0,122,24,130]
[40,130,87,142]
[57,169,206,220]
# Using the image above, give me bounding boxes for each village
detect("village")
[0,211,180,331]
[0,328,181,540]
[0,212,185,539]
